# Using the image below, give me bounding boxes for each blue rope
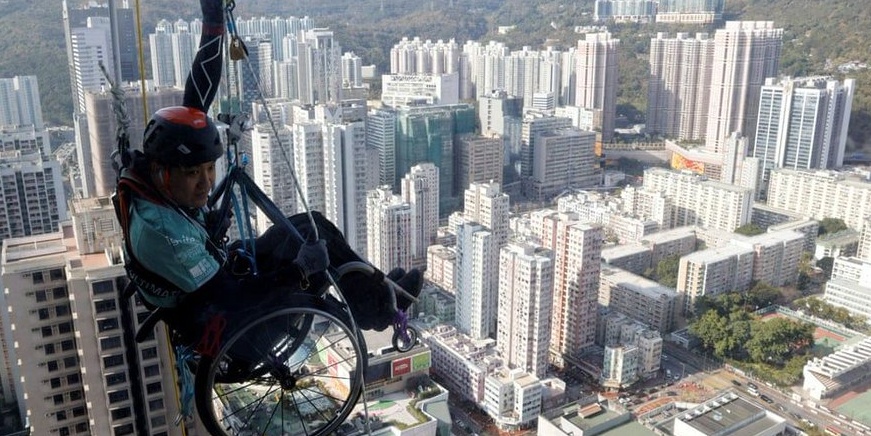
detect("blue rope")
[174,345,196,424]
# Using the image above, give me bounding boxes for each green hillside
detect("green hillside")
[2,0,869,149]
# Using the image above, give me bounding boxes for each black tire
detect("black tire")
[194,293,366,436]
[392,325,419,353]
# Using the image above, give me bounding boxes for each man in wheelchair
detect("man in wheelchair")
[116,0,421,348]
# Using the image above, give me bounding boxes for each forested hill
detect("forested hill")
[2,0,869,149]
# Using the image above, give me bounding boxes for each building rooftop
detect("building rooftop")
[682,244,753,264]
[672,392,785,436]
[601,266,677,299]
[602,243,649,260]
[640,227,697,245]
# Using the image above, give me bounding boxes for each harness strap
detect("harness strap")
[113,168,187,305]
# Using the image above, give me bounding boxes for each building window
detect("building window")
[98,318,120,332]
[113,423,134,436]
[150,415,166,428]
[58,321,73,334]
[50,268,65,281]
[69,390,82,401]
[49,377,62,389]
[67,373,80,385]
[56,410,67,421]
[44,343,55,355]
[94,299,117,314]
[41,326,53,338]
[38,308,50,320]
[143,364,160,378]
[106,373,126,386]
[32,272,44,284]
[72,406,86,417]
[103,355,124,368]
[47,361,59,372]
[148,398,164,411]
[63,356,78,369]
[141,347,158,360]
[107,390,129,404]
[146,382,162,395]
[53,394,64,405]
[61,339,75,351]
[92,280,114,295]
[35,290,47,302]
[100,336,122,350]
[52,287,67,299]
[75,422,88,433]
[110,407,131,420]
[55,305,70,317]
[59,427,70,436]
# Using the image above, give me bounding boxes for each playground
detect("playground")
[829,386,871,430]
[758,310,853,355]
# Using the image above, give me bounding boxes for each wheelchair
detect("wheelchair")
[118,119,419,435]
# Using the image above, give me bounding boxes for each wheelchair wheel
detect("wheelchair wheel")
[194,294,366,436]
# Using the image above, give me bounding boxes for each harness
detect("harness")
[112,164,188,308]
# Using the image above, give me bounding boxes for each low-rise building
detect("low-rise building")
[538,400,651,436]
[666,392,787,436]
[803,336,871,400]
[823,257,871,326]
[483,367,543,430]
[815,229,859,260]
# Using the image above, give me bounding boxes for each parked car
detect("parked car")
[747,382,758,390]
[731,380,742,387]
[760,394,774,404]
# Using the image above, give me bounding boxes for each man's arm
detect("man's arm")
[182,0,226,112]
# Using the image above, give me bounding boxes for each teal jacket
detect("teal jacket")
[128,196,222,307]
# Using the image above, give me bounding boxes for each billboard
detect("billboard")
[391,357,412,378]
[671,153,705,174]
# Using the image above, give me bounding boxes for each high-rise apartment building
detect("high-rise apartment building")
[520,111,573,197]
[534,211,603,365]
[0,125,50,157]
[599,266,677,334]
[575,32,619,142]
[323,120,372,253]
[292,121,327,212]
[84,86,184,198]
[463,182,510,248]
[401,163,440,268]
[0,197,185,435]
[149,19,198,88]
[0,76,44,130]
[455,222,498,340]
[0,151,67,241]
[594,0,656,23]
[251,123,296,232]
[366,186,413,272]
[646,33,714,141]
[677,245,755,312]
[394,104,476,213]
[767,169,871,231]
[390,37,460,75]
[341,52,363,87]
[456,134,504,192]
[530,128,599,200]
[366,108,397,187]
[68,17,115,115]
[656,0,724,23]
[704,21,783,155]
[496,243,554,378]
[753,77,854,187]
[641,168,753,231]
[478,90,523,138]
[298,29,342,104]
[63,1,139,102]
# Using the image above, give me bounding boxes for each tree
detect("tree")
[816,257,834,279]
[651,255,680,288]
[746,282,783,308]
[818,218,848,236]
[734,223,765,236]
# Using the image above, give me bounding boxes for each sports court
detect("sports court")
[832,387,871,428]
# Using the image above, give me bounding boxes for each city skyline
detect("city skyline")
[1,1,871,434]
